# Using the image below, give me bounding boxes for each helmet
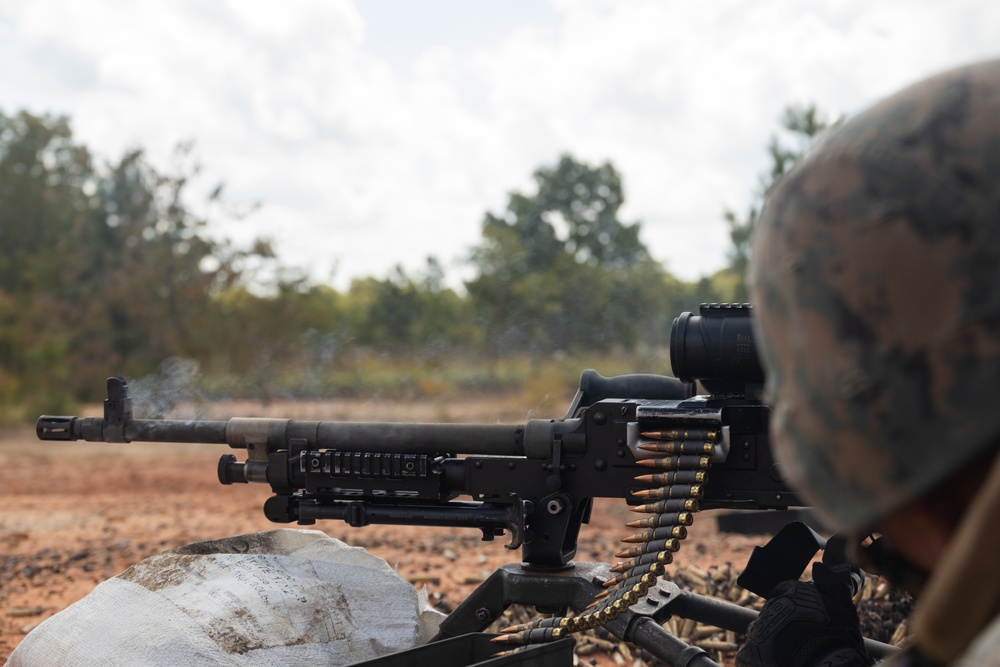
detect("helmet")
[748,59,1000,533]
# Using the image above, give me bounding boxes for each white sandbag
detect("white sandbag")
[7,529,444,666]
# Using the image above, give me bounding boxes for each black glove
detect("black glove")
[735,561,873,667]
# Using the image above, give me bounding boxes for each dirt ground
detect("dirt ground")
[0,398,771,665]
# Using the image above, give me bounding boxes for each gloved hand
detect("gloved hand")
[735,561,873,667]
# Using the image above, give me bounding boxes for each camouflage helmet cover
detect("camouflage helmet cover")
[748,60,1000,532]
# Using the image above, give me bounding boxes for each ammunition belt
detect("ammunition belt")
[494,427,715,647]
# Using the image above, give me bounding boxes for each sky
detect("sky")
[1,0,997,289]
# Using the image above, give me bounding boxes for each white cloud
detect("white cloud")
[0,0,997,286]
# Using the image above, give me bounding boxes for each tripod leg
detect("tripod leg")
[431,562,610,640]
[430,561,727,666]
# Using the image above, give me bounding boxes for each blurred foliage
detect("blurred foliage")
[0,110,273,418]
[720,104,843,300]
[2,110,792,422]
[466,154,702,355]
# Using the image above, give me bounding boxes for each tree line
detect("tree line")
[0,108,831,418]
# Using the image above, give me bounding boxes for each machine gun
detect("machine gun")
[36,304,895,666]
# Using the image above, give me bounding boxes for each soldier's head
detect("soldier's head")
[747,60,1000,564]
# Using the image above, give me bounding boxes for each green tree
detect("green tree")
[345,258,470,352]
[0,111,110,411]
[467,154,680,354]
[0,110,272,412]
[0,112,92,294]
[210,280,345,399]
[723,105,842,300]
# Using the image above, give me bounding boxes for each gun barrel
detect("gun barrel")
[324,421,525,454]
[37,415,526,456]
[232,418,525,455]
[38,416,230,443]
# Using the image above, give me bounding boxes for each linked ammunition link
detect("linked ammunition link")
[495,425,717,647]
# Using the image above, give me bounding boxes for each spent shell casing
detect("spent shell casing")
[629,498,699,514]
[640,428,718,441]
[636,440,716,455]
[634,470,707,486]
[635,455,712,470]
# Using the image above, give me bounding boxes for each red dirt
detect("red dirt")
[0,399,764,665]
